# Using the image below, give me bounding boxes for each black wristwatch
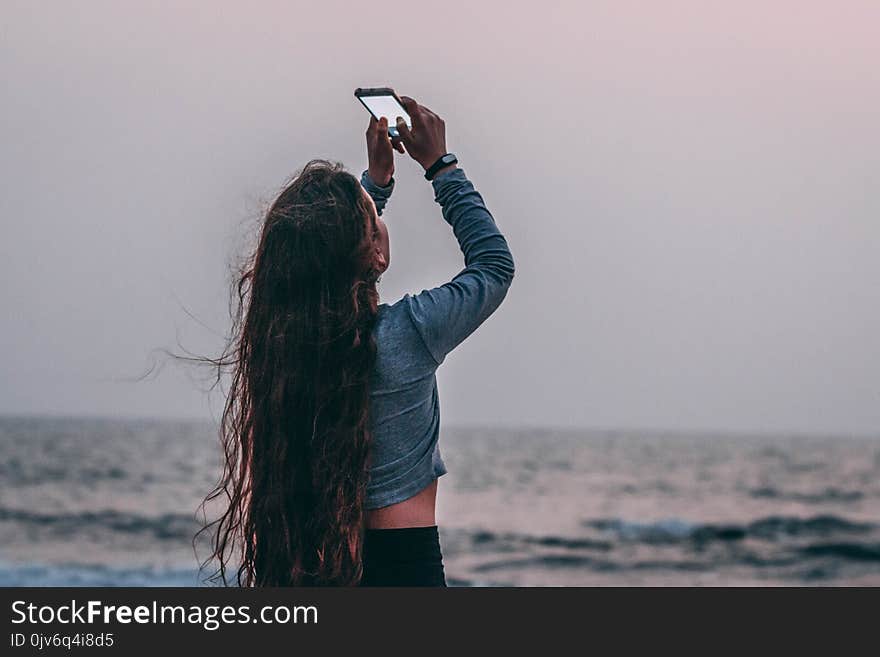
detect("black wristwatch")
[424,153,458,180]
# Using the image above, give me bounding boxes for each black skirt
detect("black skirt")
[360,525,447,587]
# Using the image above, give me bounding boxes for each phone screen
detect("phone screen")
[359,95,412,135]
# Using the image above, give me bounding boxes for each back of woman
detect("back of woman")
[203,95,514,587]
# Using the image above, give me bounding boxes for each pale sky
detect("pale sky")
[2,1,878,435]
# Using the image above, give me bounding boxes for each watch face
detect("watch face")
[442,154,455,164]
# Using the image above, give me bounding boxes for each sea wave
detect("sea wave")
[748,487,865,503]
[0,507,200,541]
[0,562,201,587]
[583,514,874,544]
[459,516,880,579]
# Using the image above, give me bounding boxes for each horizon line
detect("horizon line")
[0,411,877,442]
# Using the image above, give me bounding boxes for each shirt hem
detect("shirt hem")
[364,467,448,511]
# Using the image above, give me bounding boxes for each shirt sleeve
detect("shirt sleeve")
[404,167,515,365]
[360,170,395,216]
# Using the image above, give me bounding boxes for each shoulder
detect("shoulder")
[378,295,436,343]
[375,296,421,346]
[374,297,438,373]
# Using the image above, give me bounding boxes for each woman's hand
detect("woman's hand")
[366,116,403,187]
[394,97,451,173]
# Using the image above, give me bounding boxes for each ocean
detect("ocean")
[1,416,878,586]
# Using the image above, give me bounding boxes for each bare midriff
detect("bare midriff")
[364,479,438,529]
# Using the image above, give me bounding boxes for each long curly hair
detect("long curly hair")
[199,160,381,586]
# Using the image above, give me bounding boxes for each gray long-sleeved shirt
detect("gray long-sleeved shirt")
[360,167,515,509]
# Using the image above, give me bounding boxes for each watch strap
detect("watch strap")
[424,153,458,180]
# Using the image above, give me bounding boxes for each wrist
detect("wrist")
[367,168,393,188]
[423,153,458,181]
[420,153,447,171]
[431,164,457,180]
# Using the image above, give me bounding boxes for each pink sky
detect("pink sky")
[2,1,878,434]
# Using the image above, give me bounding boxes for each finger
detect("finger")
[391,137,405,154]
[422,106,442,122]
[395,116,414,143]
[420,106,445,131]
[377,116,388,134]
[377,117,400,152]
[399,96,423,128]
[366,115,379,136]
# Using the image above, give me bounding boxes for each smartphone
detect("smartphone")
[355,87,412,139]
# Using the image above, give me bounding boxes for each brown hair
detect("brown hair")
[198,159,380,585]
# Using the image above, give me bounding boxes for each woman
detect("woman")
[203,96,515,586]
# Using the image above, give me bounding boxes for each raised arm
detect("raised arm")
[360,170,394,216]
[392,96,515,365]
[405,167,515,364]
[361,115,402,215]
